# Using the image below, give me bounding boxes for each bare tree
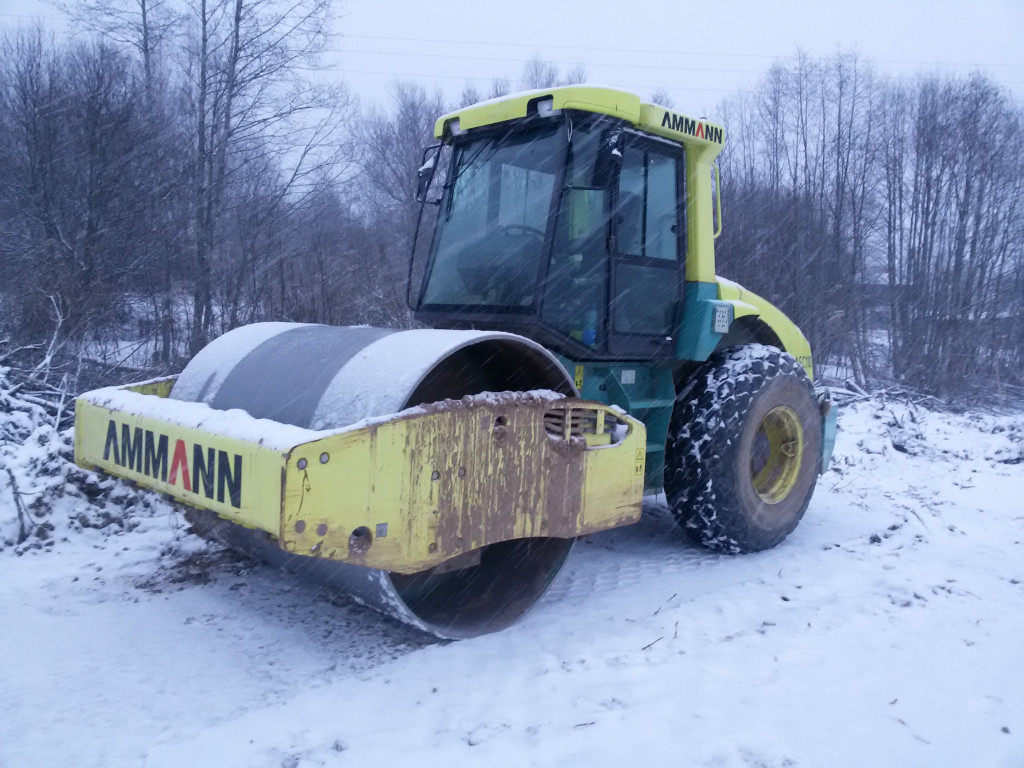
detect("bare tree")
[488,76,511,99]
[563,63,587,85]
[458,82,481,108]
[883,75,1024,393]
[717,52,882,385]
[60,0,188,364]
[58,0,180,92]
[719,51,1023,395]
[521,54,559,89]
[0,30,157,354]
[520,55,587,90]
[178,0,343,352]
[650,88,674,109]
[358,82,446,325]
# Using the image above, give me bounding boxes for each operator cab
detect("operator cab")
[410,97,686,361]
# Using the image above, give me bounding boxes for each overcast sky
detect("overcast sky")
[2,0,1022,114]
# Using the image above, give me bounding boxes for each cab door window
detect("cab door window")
[609,142,683,353]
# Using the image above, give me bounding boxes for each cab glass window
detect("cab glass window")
[611,144,681,340]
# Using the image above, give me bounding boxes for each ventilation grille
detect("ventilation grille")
[543,406,629,445]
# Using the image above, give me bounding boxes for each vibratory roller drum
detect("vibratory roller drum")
[170,323,578,638]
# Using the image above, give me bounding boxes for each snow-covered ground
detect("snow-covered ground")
[2,375,1022,767]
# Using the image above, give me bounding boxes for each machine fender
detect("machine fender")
[716,276,814,379]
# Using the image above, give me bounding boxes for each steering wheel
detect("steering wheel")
[496,223,544,239]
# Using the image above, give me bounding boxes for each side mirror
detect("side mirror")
[416,144,442,203]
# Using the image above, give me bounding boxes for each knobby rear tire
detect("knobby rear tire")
[665,344,822,553]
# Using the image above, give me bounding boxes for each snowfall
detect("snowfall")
[1,366,1022,768]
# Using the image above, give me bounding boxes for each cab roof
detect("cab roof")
[434,85,725,157]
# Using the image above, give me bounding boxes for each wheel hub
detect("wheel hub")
[749,405,804,504]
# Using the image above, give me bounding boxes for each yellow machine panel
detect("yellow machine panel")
[75,383,646,575]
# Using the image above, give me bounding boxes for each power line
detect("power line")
[330,47,765,76]
[337,33,1024,71]
[1,19,1021,98]
[336,66,754,95]
[327,43,1024,91]
[337,32,787,61]
[1,17,1021,71]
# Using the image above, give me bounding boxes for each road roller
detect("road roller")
[75,86,837,637]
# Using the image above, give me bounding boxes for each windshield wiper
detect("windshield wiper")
[444,129,517,220]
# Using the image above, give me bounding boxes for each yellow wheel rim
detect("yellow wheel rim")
[749,406,804,504]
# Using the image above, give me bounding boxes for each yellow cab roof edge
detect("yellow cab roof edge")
[433,85,724,152]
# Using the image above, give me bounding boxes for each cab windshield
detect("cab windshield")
[416,113,659,355]
[420,122,565,308]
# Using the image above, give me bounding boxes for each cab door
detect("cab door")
[607,137,685,358]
